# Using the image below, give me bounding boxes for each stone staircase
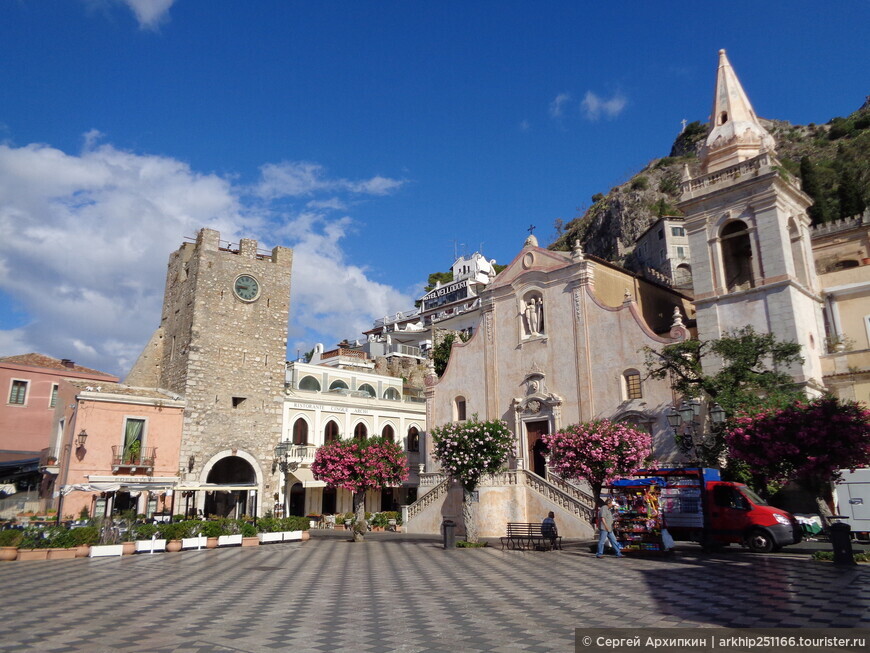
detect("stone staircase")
[403,469,596,537]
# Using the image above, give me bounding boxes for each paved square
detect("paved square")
[0,534,867,652]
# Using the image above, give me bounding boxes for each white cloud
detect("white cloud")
[121,0,175,30]
[549,93,572,119]
[255,161,406,200]
[0,136,411,376]
[581,90,628,121]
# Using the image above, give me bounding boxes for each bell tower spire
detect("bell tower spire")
[700,49,776,173]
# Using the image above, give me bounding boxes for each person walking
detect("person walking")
[541,511,558,550]
[596,497,623,558]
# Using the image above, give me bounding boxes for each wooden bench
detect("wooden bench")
[500,523,562,551]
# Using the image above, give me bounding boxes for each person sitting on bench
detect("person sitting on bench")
[541,511,558,550]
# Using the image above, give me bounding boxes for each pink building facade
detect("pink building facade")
[0,354,118,461]
[45,380,185,519]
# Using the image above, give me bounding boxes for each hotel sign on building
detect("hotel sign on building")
[421,279,471,312]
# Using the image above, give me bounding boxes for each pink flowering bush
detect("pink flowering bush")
[430,417,514,543]
[311,436,408,541]
[725,396,870,509]
[430,417,514,492]
[543,419,653,500]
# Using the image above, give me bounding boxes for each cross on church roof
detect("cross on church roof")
[527,224,536,235]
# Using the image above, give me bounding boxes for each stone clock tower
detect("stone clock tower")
[127,227,293,515]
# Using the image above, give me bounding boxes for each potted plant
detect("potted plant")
[199,519,224,548]
[240,521,259,547]
[370,512,388,531]
[217,519,243,547]
[279,516,310,541]
[158,521,188,552]
[89,521,125,558]
[17,528,52,560]
[132,523,165,553]
[44,527,78,559]
[256,517,283,544]
[0,529,23,561]
[70,526,99,557]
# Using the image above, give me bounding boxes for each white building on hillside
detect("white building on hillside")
[361,251,499,357]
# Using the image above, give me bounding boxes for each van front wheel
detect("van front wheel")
[746,529,774,553]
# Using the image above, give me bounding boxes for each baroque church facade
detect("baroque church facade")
[406,49,851,537]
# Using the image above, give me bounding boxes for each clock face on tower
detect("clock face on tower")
[233,274,261,302]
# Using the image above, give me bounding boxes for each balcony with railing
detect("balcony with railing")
[111,446,156,474]
[285,444,318,466]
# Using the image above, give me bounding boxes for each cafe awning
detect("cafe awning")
[288,467,326,488]
[173,484,259,493]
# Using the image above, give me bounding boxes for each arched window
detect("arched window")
[354,422,368,440]
[292,418,308,445]
[623,370,642,400]
[381,424,394,442]
[788,218,809,287]
[329,379,348,391]
[674,263,693,288]
[298,375,321,391]
[324,420,340,444]
[358,383,376,397]
[407,427,420,452]
[383,387,401,401]
[720,220,754,292]
[455,396,467,422]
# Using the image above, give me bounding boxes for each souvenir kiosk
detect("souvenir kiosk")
[609,478,667,554]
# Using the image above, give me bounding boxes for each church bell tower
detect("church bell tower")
[678,50,825,390]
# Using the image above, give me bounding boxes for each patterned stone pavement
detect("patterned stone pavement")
[0,533,867,653]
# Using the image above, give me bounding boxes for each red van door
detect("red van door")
[708,483,752,544]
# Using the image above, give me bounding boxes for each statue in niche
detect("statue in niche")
[523,296,544,336]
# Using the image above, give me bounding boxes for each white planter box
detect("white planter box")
[217,534,243,547]
[135,539,167,553]
[89,544,124,558]
[282,530,303,541]
[181,536,208,550]
[258,532,283,544]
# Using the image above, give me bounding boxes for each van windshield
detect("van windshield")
[740,486,768,506]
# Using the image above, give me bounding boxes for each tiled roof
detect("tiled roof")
[0,353,117,378]
[66,381,183,401]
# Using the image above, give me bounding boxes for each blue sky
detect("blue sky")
[1,1,868,376]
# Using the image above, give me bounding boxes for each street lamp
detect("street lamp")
[273,442,299,518]
[75,429,88,449]
[667,398,726,465]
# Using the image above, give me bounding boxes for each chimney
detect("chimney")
[61,359,75,368]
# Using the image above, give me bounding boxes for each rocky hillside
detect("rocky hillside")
[550,99,870,270]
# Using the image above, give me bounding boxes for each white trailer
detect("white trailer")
[836,468,870,541]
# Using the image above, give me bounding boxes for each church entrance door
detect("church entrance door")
[526,420,549,478]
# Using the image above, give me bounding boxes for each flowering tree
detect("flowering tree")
[725,395,870,520]
[311,436,408,542]
[430,417,514,543]
[543,419,653,503]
